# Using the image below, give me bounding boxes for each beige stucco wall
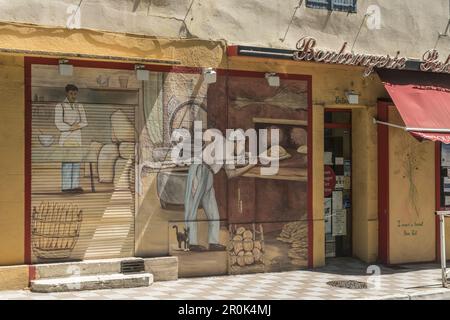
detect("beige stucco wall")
[313,105,325,267]
[0,55,25,266]
[0,265,28,290]
[388,108,436,264]
[0,0,449,59]
[0,22,226,69]
[352,106,378,263]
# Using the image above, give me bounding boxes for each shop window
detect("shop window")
[306,0,357,13]
[30,64,139,262]
[439,143,450,208]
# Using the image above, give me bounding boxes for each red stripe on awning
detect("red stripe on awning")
[410,132,450,144]
[378,69,450,144]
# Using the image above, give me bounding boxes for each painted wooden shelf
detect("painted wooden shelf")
[88,87,140,92]
[31,101,138,106]
[252,117,308,126]
[325,103,367,109]
[242,166,307,182]
[31,85,140,91]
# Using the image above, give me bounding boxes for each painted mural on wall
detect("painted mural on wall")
[388,108,435,263]
[394,133,428,218]
[136,72,310,276]
[137,72,229,277]
[31,65,311,274]
[225,76,310,273]
[31,65,137,262]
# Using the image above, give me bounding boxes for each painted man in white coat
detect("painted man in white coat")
[55,84,88,193]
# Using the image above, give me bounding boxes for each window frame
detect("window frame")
[305,0,357,13]
[437,142,450,210]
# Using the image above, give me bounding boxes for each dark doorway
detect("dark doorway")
[324,110,352,258]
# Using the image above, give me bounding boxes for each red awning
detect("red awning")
[377,69,450,144]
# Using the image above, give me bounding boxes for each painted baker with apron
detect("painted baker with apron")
[55,84,88,193]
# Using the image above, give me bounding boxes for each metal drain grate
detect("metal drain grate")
[327,280,368,289]
[120,260,145,274]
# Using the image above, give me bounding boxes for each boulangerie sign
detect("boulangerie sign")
[420,49,450,73]
[293,36,407,76]
[293,36,450,76]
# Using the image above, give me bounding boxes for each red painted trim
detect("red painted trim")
[217,69,311,81]
[24,57,314,79]
[377,100,390,264]
[435,142,443,261]
[28,265,36,284]
[23,57,203,74]
[226,46,239,57]
[24,57,32,265]
[324,109,352,128]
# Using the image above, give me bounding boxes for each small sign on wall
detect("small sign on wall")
[343,176,351,190]
[335,176,345,189]
[324,198,332,234]
[324,166,336,197]
[332,191,342,210]
[444,177,450,193]
[344,160,351,176]
[332,209,347,236]
[324,152,333,165]
[445,196,450,207]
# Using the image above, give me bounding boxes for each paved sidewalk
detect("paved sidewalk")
[0,258,449,300]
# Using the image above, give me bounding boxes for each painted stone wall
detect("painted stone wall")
[388,107,436,264]
[136,71,311,277]
[0,0,449,58]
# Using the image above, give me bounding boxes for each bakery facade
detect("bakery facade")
[0,20,450,289]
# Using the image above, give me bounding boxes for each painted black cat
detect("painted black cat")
[172,225,189,251]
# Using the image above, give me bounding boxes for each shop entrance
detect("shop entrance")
[324,110,352,258]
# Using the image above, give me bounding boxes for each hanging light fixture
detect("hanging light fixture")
[265,72,280,87]
[58,59,73,76]
[203,67,217,84]
[135,64,149,81]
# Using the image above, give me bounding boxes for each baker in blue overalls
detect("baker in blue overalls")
[55,84,88,193]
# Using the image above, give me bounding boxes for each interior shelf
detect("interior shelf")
[31,85,140,91]
[31,101,138,106]
[252,117,308,126]
[242,166,307,182]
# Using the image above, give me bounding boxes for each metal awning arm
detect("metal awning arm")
[372,118,407,130]
[373,118,450,133]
